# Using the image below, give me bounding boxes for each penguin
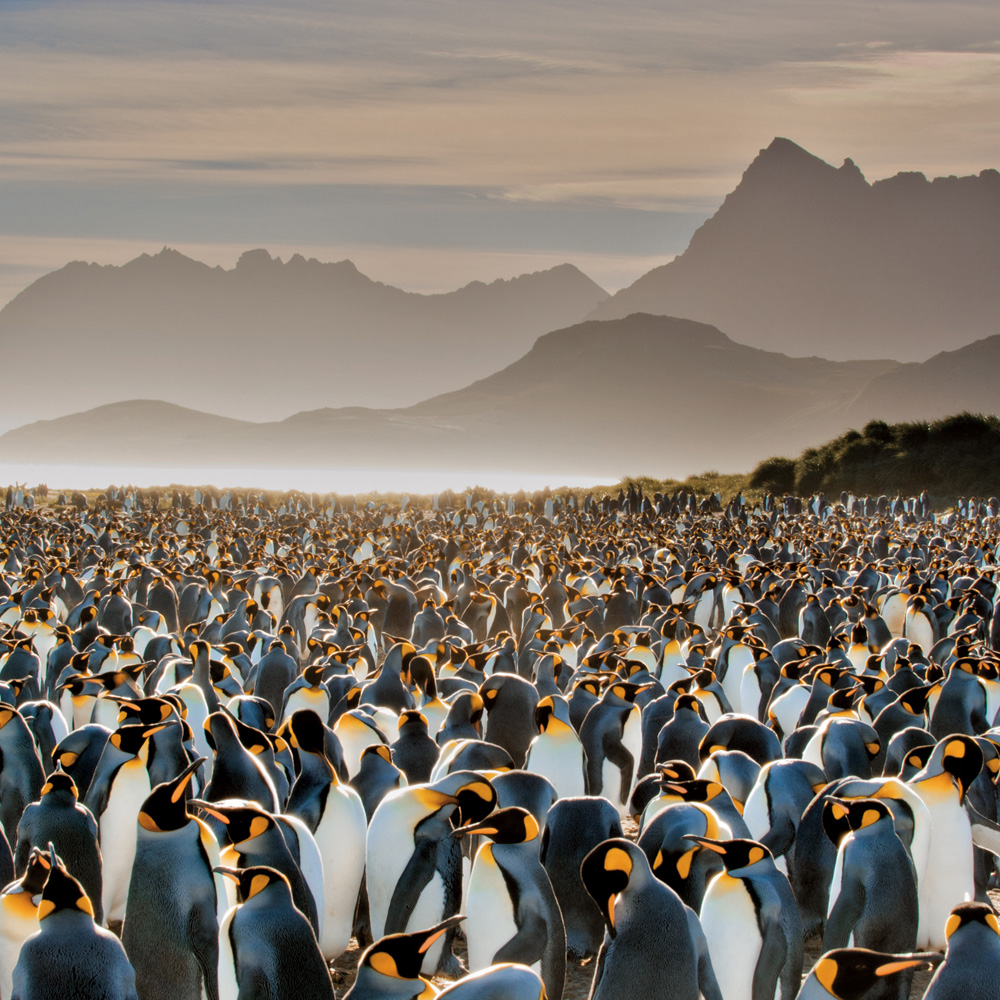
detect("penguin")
[351,743,407,820]
[539,795,623,960]
[480,672,540,767]
[84,721,170,925]
[637,800,729,912]
[284,708,368,961]
[0,703,45,846]
[907,735,984,948]
[491,770,557,834]
[50,723,111,799]
[343,915,464,1000]
[798,949,941,1000]
[741,758,826,874]
[0,846,50,1000]
[436,964,548,999]
[688,836,804,1000]
[654,693,711,770]
[215,865,335,1000]
[524,695,587,800]
[193,801,320,936]
[366,771,496,975]
[13,769,103,924]
[922,901,1000,1000]
[580,681,644,816]
[821,798,920,1000]
[393,710,440,784]
[11,859,138,1000]
[121,757,220,1000]
[699,713,783,766]
[203,711,280,811]
[581,837,723,1000]
[456,806,565,1000]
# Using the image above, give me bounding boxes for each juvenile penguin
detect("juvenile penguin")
[689,836,804,1000]
[121,757,220,1000]
[215,865,334,1000]
[581,837,723,1000]
[11,859,138,1000]
[456,806,566,1000]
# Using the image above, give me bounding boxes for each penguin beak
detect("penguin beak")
[683,835,726,856]
[451,820,499,839]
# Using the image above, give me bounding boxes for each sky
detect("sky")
[0,0,998,305]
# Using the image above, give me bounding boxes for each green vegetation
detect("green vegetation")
[748,412,1000,502]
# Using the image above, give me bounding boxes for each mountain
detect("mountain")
[590,138,1000,361]
[844,334,1000,425]
[0,314,905,479]
[0,248,608,429]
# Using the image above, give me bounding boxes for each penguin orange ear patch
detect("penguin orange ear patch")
[945,913,962,940]
[370,952,401,978]
[604,847,633,875]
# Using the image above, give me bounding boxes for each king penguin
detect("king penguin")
[923,901,1000,1000]
[688,836,803,1000]
[215,865,334,1000]
[798,949,941,1000]
[284,708,367,961]
[580,837,723,1000]
[455,805,566,1000]
[121,757,221,1000]
[11,858,138,1000]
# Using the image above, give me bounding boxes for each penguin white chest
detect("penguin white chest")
[526,731,585,800]
[701,874,763,1000]
[466,847,524,973]
[101,760,151,922]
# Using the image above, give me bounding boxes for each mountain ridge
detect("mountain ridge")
[590,137,1000,360]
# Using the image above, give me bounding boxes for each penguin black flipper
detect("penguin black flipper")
[188,899,221,1000]
[968,800,1000,857]
[687,907,724,1000]
[491,907,546,967]
[603,737,635,807]
[751,906,788,1000]
[759,816,796,861]
[384,837,440,934]
[823,881,866,950]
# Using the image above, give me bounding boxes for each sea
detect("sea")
[0,462,618,497]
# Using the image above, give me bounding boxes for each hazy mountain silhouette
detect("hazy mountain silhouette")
[844,334,1000,425]
[591,138,1000,361]
[0,248,608,428]
[2,313,914,478]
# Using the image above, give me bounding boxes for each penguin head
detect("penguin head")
[285,709,329,758]
[357,915,465,987]
[580,838,640,938]
[213,864,288,904]
[21,846,54,897]
[453,806,539,845]
[38,860,95,922]
[914,735,983,802]
[137,756,205,833]
[811,948,941,1000]
[655,760,697,784]
[117,696,177,727]
[397,710,430,735]
[108,722,172,761]
[192,802,275,848]
[39,771,78,801]
[944,901,1000,943]
[683,836,772,874]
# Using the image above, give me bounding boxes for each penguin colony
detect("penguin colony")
[0,483,999,999]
